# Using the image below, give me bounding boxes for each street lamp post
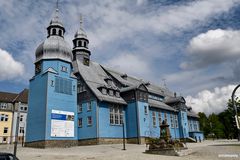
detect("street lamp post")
[231,84,240,141]
[13,102,20,157]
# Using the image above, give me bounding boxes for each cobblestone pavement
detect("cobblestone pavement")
[0,140,239,160]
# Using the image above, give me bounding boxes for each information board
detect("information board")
[51,110,74,137]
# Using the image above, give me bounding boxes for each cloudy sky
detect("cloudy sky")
[0,0,240,115]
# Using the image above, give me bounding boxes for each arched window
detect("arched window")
[78,41,81,47]
[58,30,62,36]
[52,28,56,35]
[84,41,87,47]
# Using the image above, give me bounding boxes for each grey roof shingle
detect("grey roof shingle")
[74,60,127,104]
[148,99,176,111]
[103,67,174,97]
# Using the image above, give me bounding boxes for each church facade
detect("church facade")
[26,7,203,148]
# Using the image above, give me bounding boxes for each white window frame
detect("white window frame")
[170,114,174,128]
[78,118,82,127]
[158,112,162,126]
[109,104,123,125]
[87,116,92,126]
[175,115,178,128]
[78,104,83,113]
[152,111,156,127]
[87,102,92,111]
[164,112,168,123]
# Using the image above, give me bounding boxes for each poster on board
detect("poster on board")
[51,110,74,137]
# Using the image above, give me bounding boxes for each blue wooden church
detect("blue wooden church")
[26,6,203,148]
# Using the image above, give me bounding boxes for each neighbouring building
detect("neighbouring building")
[26,5,203,148]
[0,89,28,144]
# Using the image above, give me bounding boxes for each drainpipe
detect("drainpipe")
[134,90,140,144]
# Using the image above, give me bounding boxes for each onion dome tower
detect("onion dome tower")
[34,6,72,74]
[26,2,78,148]
[72,15,91,66]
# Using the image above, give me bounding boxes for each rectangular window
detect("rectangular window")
[109,90,114,96]
[24,107,27,111]
[170,114,174,128]
[5,115,8,121]
[144,106,148,115]
[87,102,92,111]
[158,112,162,126]
[78,118,82,127]
[175,115,178,128]
[61,66,68,72]
[3,127,8,134]
[164,112,168,123]
[20,115,23,122]
[78,104,82,113]
[0,114,4,121]
[152,111,156,127]
[51,80,54,87]
[19,127,24,134]
[109,105,123,125]
[87,116,92,126]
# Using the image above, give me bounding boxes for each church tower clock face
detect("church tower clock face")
[35,62,41,74]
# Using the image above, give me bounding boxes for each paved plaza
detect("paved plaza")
[0,140,240,160]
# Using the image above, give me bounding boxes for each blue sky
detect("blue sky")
[0,0,240,114]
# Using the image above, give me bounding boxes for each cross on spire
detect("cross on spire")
[80,14,83,29]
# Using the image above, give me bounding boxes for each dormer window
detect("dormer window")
[102,88,107,95]
[115,91,120,98]
[61,66,68,72]
[83,57,89,66]
[109,89,114,96]
[105,77,113,86]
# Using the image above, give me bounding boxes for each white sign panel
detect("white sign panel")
[51,110,74,137]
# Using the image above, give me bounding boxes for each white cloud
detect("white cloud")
[82,0,239,49]
[105,53,150,77]
[186,84,239,115]
[181,29,240,69]
[0,48,24,80]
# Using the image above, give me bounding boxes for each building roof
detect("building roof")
[0,92,18,103]
[148,99,176,111]
[74,60,127,105]
[13,89,29,103]
[187,110,199,118]
[164,96,186,104]
[0,89,28,103]
[103,67,173,97]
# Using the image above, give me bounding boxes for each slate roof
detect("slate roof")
[0,92,18,103]
[0,89,29,103]
[73,60,198,116]
[164,96,186,104]
[13,89,29,103]
[103,67,174,97]
[148,99,176,111]
[187,110,199,118]
[74,60,127,104]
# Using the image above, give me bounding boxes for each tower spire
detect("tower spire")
[56,0,59,10]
